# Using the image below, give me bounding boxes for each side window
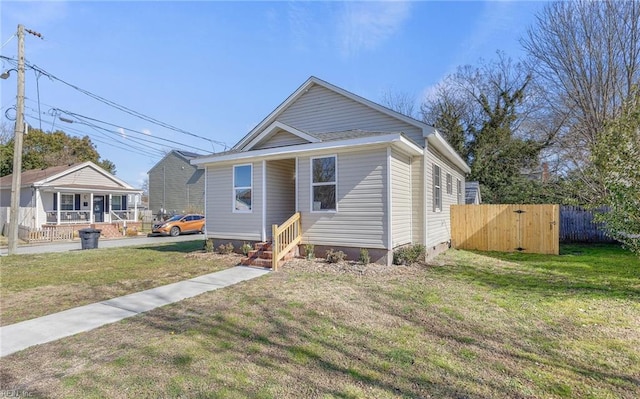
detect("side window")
[311,156,337,211]
[233,164,252,212]
[446,173,452,195]
[433,164,442,212]
[457,179,462,204]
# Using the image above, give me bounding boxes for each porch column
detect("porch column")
[90,193,94,223]
[56,191,61,226]
[108,194,112,223]
[134,194,138,221]
[34,188,40,227]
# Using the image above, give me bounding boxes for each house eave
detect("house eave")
[193,133,423,166]
[425,129,471,174]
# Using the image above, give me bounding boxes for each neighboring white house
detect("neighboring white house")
[0,162,142,234]
[192,76,470,265]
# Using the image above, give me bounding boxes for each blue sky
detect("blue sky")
[1,1,547,188]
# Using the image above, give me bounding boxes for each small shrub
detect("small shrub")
[393,244,426,265]
[304,243,315,260]
[359,248,371,265]
[241,242,253,256]
[326,249,346,264]
[203,238,215,253]
[217,242,234,255]
[125,228,138,237]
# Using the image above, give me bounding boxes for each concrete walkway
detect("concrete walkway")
[0,266,270,357]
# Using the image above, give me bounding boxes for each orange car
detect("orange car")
[151,214,205,236]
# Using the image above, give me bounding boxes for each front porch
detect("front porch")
[44,209,138,225]
[19,221,143,243]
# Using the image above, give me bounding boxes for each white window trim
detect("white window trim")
[232,163,253,213]
[457,178,462,204]
[61,193,74,211]
[446,173,452,195]
[433,164,442,213]
[112,194,123,211]
[310,154,338,213]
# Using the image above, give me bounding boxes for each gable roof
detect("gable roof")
[227,76,469,174]
[0,162,135,190]
[233,76,436,151]
[148,149,202,173]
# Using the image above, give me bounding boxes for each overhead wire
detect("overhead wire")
[23,111,165,159]
[22,98,206,155]
[0,55,229,151]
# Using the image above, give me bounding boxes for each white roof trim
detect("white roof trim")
[426,130,471,174]
[233,76,433,151]
[33,161,135,189]
[242,121,320,151]
[193,133,423,166]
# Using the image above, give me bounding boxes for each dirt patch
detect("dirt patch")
[281,257,426,277]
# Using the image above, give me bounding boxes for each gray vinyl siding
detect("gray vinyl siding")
[53,166,120,187]
[391,148,412,248]
[266,159,296,228]
[299,147,388,249]
[148,151,205,214]
[425,146,466,247]
[411,156,424,246]
[278,84,424,144]
[205,162,263,240]
[254,130,309,150]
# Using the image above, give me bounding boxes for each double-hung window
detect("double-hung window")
[457,179,462,204]
[61,194,74,211]
[112,195,122,211]
[233,164,252,212]
[433,164,442,212]
[446,173,453,195]
[311,156,336,211]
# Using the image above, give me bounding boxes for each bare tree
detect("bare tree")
[380,89,417,118]
[522,0,640,174]
[420,53,559,203]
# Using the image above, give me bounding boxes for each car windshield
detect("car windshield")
[167,215,183,222]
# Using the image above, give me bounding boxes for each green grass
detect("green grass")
[0,244,638,399]
[0,240,238,325]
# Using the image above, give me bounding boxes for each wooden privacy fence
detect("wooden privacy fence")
[451,204,560,255]
[560,205,615,243]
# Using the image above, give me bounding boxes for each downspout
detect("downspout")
[261,160,267,242]
[386,147,393,266]
[423,139,429,248]
[204,167,208,236]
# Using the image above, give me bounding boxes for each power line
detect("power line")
[23,111,167,159]
[21,99,206,155]
[0,55,229,151]
[58,110,209,153]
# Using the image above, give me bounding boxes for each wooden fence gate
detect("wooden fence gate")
[451,204,560,255]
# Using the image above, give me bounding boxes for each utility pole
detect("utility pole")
[7,24,25,255]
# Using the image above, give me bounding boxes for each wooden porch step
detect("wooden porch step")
[241,242,295,269]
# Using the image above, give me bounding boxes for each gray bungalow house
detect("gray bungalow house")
[148,150,205,218]
[192,77,470,265]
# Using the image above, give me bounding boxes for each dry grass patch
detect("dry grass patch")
[0,240,239,325]
[1,244,638,398]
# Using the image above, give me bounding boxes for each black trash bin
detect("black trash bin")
[79,228,102,250]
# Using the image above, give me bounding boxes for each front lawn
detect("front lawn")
[1,244,638,398]
[0,240,238,325]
